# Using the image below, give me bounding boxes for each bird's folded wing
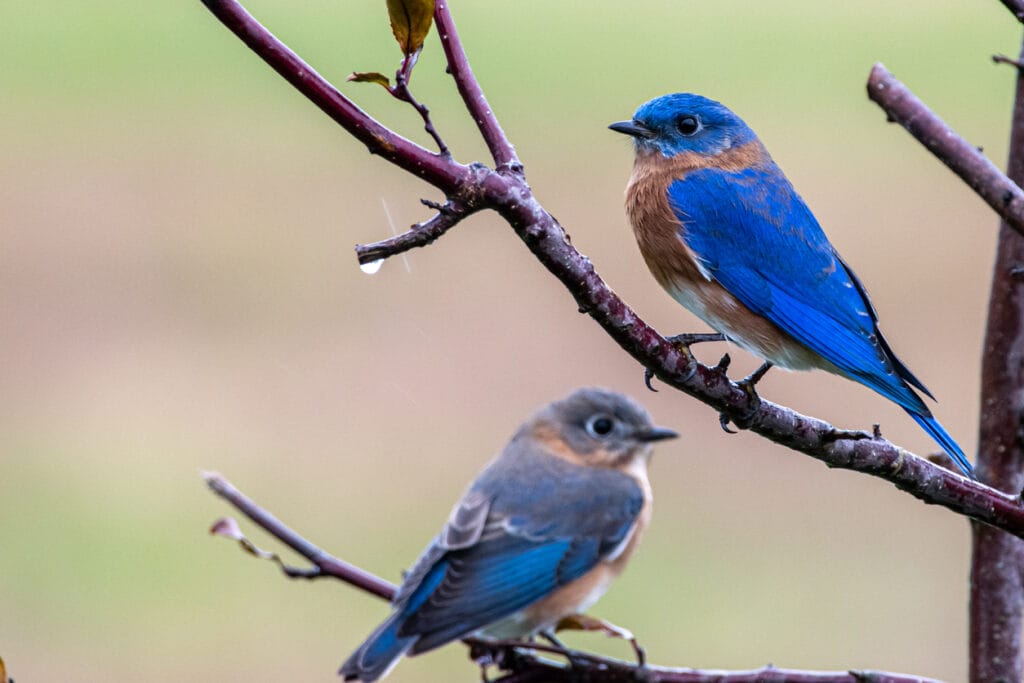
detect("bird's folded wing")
[393,465,644,654]
[667,169,928,412]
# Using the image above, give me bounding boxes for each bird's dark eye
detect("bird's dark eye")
[676,115,700,136]
[585,414,616,438]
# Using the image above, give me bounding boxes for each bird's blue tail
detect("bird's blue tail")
[907,411,973,478]
[339,613,416,683]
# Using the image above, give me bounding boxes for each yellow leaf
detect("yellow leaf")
[386,0,434,56]
[1,655,7,683]
[347,71,392,89]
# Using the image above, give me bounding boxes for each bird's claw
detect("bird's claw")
[539,630,585,671]
[718,361,772,433]
[643,367,658,393]
[644,332,725,391]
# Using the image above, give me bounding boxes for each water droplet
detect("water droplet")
[360,259,384,275]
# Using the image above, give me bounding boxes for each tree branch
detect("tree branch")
[203,471,396,600]
[196,0,1024,544]
[355,200,477,265]
[867,63,1024,239]
[969,34,1024,683]
[199,0,470,194]
[205,473,944,683]
[433,0,520,171]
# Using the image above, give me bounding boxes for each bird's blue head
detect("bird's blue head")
[609,93,757,158]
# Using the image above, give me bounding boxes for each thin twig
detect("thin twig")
[203,471,396,600]
[867,63,1024,238]
[355,201,476,264]
[199,0,468,194]
[392,80,450,156]
[391,51,451,157]
[433,0,520,171]
[205,474,945,683]
[994,54,1024,70]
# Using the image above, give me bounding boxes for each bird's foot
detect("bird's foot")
[719,361,773,433]
[555,614,646,668]
[539,629,587,671]
[469,639,522,678]
[644,332,727,391]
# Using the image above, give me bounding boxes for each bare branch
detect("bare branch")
[391,75,450,157]
[203,471,396,600]
[433,1,520,171]
[969,35,1024,683]
[994,53,1024,70]
[867,63,1024,238]
[355,200,477,265]
[491,660,944,683]
[199,0,469,194]
[205,474,945,683]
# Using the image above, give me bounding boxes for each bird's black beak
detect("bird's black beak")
[635,426,679,442]
[609,120,654,139]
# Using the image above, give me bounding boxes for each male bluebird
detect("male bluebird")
[609,93,972,477]
[339,388,677,681]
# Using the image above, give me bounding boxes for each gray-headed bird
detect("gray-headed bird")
[339,387,677,681]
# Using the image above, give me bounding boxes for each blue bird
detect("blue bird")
[339,388,678,681]
[609,93,971,477]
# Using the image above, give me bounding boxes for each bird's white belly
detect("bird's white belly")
[665,281,825,372]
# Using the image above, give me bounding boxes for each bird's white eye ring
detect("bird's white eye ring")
[585,414,616,438]
[677,115,701,136]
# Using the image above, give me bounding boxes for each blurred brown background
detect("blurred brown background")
[1,1,1018,681]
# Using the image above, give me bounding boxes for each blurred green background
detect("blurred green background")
[1,1,1018,681]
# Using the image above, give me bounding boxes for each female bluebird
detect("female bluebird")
[339,388,677,682]
[609,93,972,477]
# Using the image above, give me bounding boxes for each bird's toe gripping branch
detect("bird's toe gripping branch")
[718,361,773,434]
[643,332,727,391]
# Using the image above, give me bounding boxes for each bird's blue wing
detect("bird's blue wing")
[667,165,928,413]
[395,455,644,654]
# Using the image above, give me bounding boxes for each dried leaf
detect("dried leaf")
[209,517,244,540]
[386,0,434,56]
[209,517,283,566]
[557,614,635,641]
[0,655,6,683]
[347,71,392,89]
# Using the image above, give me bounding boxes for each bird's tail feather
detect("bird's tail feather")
[907,411,973,478]
[339,613,416,683]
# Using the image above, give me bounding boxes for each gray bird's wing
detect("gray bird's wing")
[389,439,644,654]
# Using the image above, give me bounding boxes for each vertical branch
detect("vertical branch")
[433,0,521,171]
[970,36,1024,683]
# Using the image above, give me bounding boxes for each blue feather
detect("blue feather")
[665,164,972,476]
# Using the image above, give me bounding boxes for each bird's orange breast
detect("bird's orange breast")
[624,143,823,370]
